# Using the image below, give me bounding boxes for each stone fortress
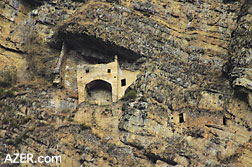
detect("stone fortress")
[54,43,139,105]
[77,56,139,105]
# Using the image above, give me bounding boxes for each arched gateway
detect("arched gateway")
[85,80,112,105]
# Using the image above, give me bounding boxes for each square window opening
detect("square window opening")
[179,113,184,123]
[121,79,126,87]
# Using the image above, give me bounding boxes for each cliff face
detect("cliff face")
[0,0,252,167]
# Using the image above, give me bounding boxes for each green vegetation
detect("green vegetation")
[2,116,9,124]
[9,119,19,129]
[5,89,14,97]
[68,116,74,122]
[62,108,71,113]
[6,139,15,145]
[20,98,28,105]
[14,130,29,146]
[1,103,13,112]
[0,69,17,88]
[0,88,14,99]
[11,125,35,147]
[0,69,16,99]
[21,116,32,124]
[123,89,137,100]
[122,103,127,111]
[1,113,34,147]
[0,81,10,87]
[80,122,91,130]
[1,113,32,128]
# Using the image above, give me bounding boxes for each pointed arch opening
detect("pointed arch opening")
[85,80,112,105]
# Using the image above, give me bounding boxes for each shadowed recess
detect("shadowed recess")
[85,80,112,104]
[53,32,142,64]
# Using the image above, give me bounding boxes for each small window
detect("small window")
[107,69,111,73]
[121,79,126,87]
[223,116,227,125]
[86,69,89,73]
[179,113,184,123]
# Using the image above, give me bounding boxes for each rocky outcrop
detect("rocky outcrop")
[227,0,252,107]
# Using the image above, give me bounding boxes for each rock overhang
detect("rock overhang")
[50,1,146,63]
[48,0,241,73]
[54,32,142,63]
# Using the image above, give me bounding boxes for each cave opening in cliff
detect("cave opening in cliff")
[53,32,143,100]
[85,80,112,105]
[20,0,43,13]
[56,32,142,66]
[234,86,249,104]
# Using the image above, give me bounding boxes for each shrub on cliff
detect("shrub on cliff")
[0,67,17,88]
[0,67,17,98]
[0,88,14,99]
[123,89,137,100]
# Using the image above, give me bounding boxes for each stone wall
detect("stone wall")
[77,56,139,104]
